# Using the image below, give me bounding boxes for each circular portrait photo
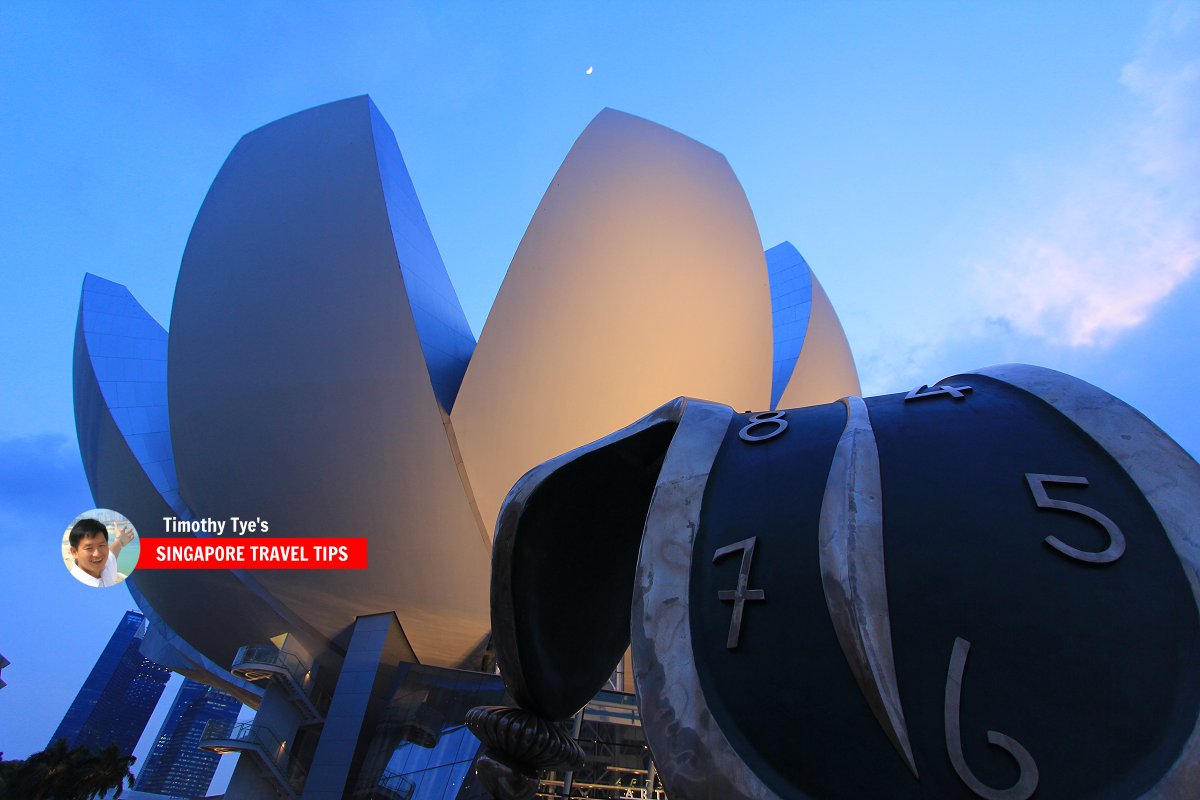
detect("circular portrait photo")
[62,509,140,588]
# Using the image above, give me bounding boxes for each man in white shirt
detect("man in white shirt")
[68,518,134,587]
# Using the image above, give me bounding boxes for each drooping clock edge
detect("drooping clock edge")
[481,394,787,800]
[479,363,1200,800]
[488,396,687,721]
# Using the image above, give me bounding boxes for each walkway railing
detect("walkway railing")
[368,769,416,800]
[232,644,330,723]
[200,719,303,796]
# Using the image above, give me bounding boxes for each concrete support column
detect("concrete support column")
[300,613,409,800]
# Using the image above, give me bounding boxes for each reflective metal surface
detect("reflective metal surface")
[818,395,917,777]
[490,397,689,720]
[765,242,814,410]
[943,637,1039,800]
[76,99,866,691]
[167,96,491,667]
[368,101,476,413]
[738,410,788,442]
[75,275,309,680]
[1025,473,1126,564]
[774,264,861,410]
[712,536,766,649]
[904,384,973,402]
[465,705,584,770]
[632,399,789,800]
[452,108,776,537]
[966,363,1200,799]
[75,273,185,514]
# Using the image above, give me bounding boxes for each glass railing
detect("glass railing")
[199,718,236,743]
[286,757,309,792]
[233,645,330,714]
[201,719,282,751]
[234,645,305,677]
[371,769,416,800]
[200,720,300,786]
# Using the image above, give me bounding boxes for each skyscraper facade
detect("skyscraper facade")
[137,678,241,797]
[48,610,171,755]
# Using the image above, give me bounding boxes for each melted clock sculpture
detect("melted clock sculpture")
[466,364,1200,800]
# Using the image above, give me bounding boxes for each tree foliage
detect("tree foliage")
[0,740,136,800]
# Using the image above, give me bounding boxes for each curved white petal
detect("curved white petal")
[74,274,299,669]
[775,258,860,409]
[452,108,773,534]
[766,242,815,409]
[167,96,489,667]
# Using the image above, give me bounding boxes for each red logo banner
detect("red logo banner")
[139,538,368,569]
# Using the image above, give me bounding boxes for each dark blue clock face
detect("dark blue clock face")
[690,375,1200,799]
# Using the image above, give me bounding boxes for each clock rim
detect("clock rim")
[964,363,1200,800]
[631,397,798,800]
[489,396,689,720]
[631,365,1200,800]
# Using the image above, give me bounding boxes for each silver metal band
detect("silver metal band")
[966,363,1200,799]
[819,395,917,777]
[631,399,794,800]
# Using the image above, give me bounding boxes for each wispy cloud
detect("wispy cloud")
[977,0,1200,347]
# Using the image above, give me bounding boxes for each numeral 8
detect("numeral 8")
[739,411,788,443]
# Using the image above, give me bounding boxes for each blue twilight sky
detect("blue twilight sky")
[1,0,1197,791]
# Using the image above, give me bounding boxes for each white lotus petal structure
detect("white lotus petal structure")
[73,96,860,685]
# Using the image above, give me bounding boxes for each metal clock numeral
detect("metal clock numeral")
[904,384,973,402]
[713,537,765,649]
[739,411,787,442]
[1025,473,1125,564]
[944,638,1039,800]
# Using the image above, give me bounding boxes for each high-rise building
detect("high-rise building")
[137,678,241,797]
[48,610,171,755]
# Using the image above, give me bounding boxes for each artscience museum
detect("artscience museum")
[73,96,861,799]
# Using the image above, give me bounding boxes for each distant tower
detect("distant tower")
[136,678,241,796]
[48,610,171,755]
